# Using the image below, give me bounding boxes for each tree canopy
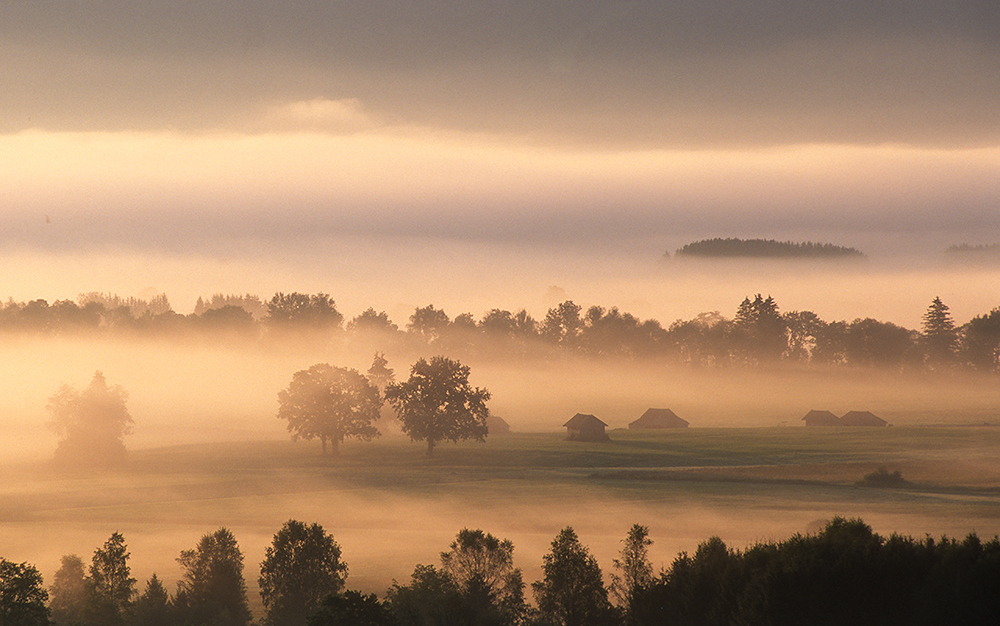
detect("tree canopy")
[47,371,133,467]
[440,529,526,625]
[610,524,653,618]
[49,554,87,626]
[922,296,959,367]
[532,527,616,626]
[259,520,349,626]
[176,528,252,626]
[0,559,50,626]
[86,532,136,626]
[278,363,382,455]
[385,356,490,456]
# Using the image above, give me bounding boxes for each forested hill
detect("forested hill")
[674,238,865,259]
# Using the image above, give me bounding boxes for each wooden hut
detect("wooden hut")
[801,410,841,427]
[840,411,889,427]
[564,413,610,442]
[486,414,511,435]
[629,408,688,429]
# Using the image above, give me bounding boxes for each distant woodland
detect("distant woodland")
[1,291,999,374]
[946,243,1000,258]
[4,517,1000,626]
[673,238,865,258]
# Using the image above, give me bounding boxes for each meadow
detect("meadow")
[3,425,1000,619]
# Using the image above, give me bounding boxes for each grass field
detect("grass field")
[3,426,1000,618]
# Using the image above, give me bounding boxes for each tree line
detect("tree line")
[672,238,865,259]
[2,291,999,373]
[4,517,1000,626]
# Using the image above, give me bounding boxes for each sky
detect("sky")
[2,1,999,325]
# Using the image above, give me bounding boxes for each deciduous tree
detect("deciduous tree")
[307,590,393,626]
[278,364,382,455]
[50,554,87,626]
[0,558,50,626]
[384,356,490,456]
[610,524,653,620]
[86,532,136,626]
[961,308,1000,373]
[407,305,451,345]
[266,293,344,330]
[259,520,349,626]
[440,529,526,624]
[47,371,133,466]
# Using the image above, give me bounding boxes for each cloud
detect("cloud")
[2,1,997,147]
[261,98,379,133]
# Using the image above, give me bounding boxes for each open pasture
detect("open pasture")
[3,426,1000,616]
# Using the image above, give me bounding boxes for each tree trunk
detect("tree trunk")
[321,436,328,456]
[426,439,435,456]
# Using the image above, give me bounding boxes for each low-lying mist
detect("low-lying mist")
[3,328,998,464]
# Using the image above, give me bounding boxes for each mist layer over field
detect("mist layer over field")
[4,429,1000,618]
[3,331,999,463]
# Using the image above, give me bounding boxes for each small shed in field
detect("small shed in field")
[802,410,841,427]
[564,413,610,442]
[486,414,511,435]
[629,408,688,429]
[840,411,889,427]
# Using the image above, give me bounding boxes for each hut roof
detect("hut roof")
[486,414,510,434]
[630,408,688,429]
[840,411,888,427]
[802,410,840,426]
[564,413,608,428]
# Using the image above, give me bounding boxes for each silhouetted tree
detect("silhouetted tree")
[348,308,400,334]
[176,528,252,626]
[51,554,87,626]
[440,529,527,625]
[922,296,959,368]
[85,532,136,626]
[0,558,50,626]
[846,318,918,369]
[308,590,395,626]
[783,310,825,363]
[129,574,172,626]
[197,304,257,338]
[666,312,731,367]
[961,308,1000,373]
[812,319,848,365]
[259,520,348,626]
[610,524,653,621]
[452,313,477,332]
[367,353,395,393]
[385,356,490,456]
[278,364,382,455]
[732,294,786,364]
[480,309,540,358]
[78,292,172,318]
[51,299,103,332]
[541,301,583,348]
[407,305,451,345]
[532,527,617,626]
[194,293,265,320]
[47,371,133,467]
[266,293,344,330]
[480,309,518,338]
[580,306,645,358]
[386,565,465,626]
